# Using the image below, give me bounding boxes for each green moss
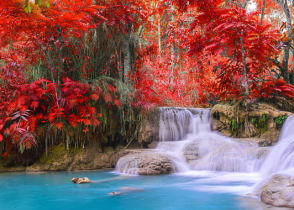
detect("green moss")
[39,144,81,165]
[274,115,288,129]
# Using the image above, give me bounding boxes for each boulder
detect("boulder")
[261,174,294,208]
[72,177,91,184]
[116,152,176,175]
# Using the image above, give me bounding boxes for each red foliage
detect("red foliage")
[0,78,121,151]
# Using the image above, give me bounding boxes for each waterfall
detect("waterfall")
[260,115,294,176]
[115,107,294,199]
[117,107,294,178]
[156,107,266,173]
[159,107,211,141]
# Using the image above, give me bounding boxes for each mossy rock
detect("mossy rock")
[211,102,292,143]
[31,144,79,171]
[26,143,129,172]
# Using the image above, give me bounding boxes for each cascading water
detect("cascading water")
[116,107,269,175]
[156,107,266,173]
[260,115,294,176]
[115,107,294,200]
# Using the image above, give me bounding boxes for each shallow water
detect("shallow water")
[0,170,264,210]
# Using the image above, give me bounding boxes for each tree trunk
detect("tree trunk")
[158,13,162,62]
[240,30,249,96]
[171,4,175,82]
[277,0,292,83]
[282,46,290,83]
[290,72,294,85]
[260,0,266,25]
[122,37,131,84]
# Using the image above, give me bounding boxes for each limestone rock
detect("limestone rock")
[26,144,131,172]
[72,177,91,184]
[138,109,160,148]
[211,102,292,142]
[183,141,199,163]
[116,152,175,175]
[261,174,294,208]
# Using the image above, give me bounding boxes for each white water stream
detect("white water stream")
[157,107,267,173]
[116,107,294,196]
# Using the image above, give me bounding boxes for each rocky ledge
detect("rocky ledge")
[261,174,294,208]
[211,102,292,145]
[0,144,132,173]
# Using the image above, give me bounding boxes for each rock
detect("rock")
[211,102,292,142]
[116,152,176,175]
[26,144,131,172]
[107,186,144,196]
[261,174,294,208]
[183,141,199,163]
[258,130,280,146]
[138,109,160,148]
[72,177,91,184]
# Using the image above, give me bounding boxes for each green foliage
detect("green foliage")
[250,114,268,128]
[274,115,288,129]
[228,119,239,135]
[250,114,268,134]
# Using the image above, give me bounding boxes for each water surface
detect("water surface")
[0,170,264,210]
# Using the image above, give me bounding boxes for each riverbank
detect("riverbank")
[0,144,129,173]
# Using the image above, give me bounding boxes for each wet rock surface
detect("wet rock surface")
[261,174,294,208]
[72,177,91,184]
[138,109,160,148]
[116,151,176,175]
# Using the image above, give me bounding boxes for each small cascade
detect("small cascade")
[159,107,193,142]
[115,155,140,175]
[116,107,291,176]
[260,115,294,175]
[159,107,211,141]
[156,107,265,173]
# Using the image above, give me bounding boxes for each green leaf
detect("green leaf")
[24,3,32,13]
[37,0,43,6]
[45,0,50,8]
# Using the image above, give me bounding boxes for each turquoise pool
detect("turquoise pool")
[0,171,261,210]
